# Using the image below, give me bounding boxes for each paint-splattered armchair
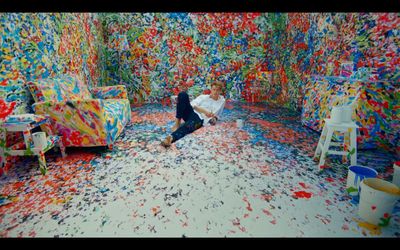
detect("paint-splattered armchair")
[27,75,131,149]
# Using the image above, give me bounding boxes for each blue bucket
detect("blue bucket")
[346,165,378,203]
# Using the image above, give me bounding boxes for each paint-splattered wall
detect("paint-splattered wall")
[100,13,285,106]
[288,13,399,153]
[1,13,398,153]
[306,13,399,81]
[0,13,105,114]
[98,12,399,153]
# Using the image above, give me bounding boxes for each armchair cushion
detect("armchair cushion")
[26,78,64,102]
[27,74,92,103]
[92,85,128,99]
[58,75,92,101]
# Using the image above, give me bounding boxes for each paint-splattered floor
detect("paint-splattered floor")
[1,101,399,237]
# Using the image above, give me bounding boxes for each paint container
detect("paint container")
[236,119,244,129]
[358,178,400,226]
[341,105,353,123]
[393,161,400,187]
[32,132,47,150]
[330,106,342,123]
[346,165,378,197]
[330,105,353,123]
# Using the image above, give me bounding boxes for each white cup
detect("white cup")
[330,106,342,123]
[331,105,353,123]
[341,105,353,123]
[393,162,400,187]
[236,119,244,128]
[32,132,47,150]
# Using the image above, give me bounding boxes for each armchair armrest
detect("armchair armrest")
[91,85,128,99]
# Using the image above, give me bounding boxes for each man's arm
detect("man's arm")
[191,95,214,117]
[193,105,214,117]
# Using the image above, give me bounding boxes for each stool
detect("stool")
[314,118,359,170]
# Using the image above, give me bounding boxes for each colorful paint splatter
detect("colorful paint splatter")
[0,13,399,237]
[0,103,399,237]
[0,13,104,115]
[302,76,399,152]
[1,13,399,153]
[100,13,399,154]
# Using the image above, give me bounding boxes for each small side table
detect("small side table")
[0,114,66,175]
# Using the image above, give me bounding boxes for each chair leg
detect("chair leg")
[58,137,67,158]
[3,156,12,175]
[0,155,7,177]
[38,151,47,175]
[350,128,357,166]
[318,127,333,170]
[314,124,327,159]
[44,117,67,158]
[0,132,4,175]
[343,132,350,164]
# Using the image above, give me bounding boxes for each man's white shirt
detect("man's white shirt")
[190,94,226,126]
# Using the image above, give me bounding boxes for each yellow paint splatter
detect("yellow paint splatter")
[353,218,382,236]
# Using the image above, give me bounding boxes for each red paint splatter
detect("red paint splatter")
[325,177,335,183]
[239,226,247,232]
[262,209,272,216]
[299,182,308,189]
[13,182,25,189]
[260,194,273,202]
[0,99,16,120]
[242,197,253,211]
[232,218,241,226]
[0,79,8,86]
[293,191,313,199]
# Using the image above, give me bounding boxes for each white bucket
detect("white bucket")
[358,178,400,226]
[341,105,353,123]
[330,106,342,123]
[32,132,47,150]
[330,105,353,123]
[236,119,244,129]
[346,165,378,196]
[393,161,400,187]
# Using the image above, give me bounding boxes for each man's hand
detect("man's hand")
[171,124,179,132]
[205,111,215,118]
